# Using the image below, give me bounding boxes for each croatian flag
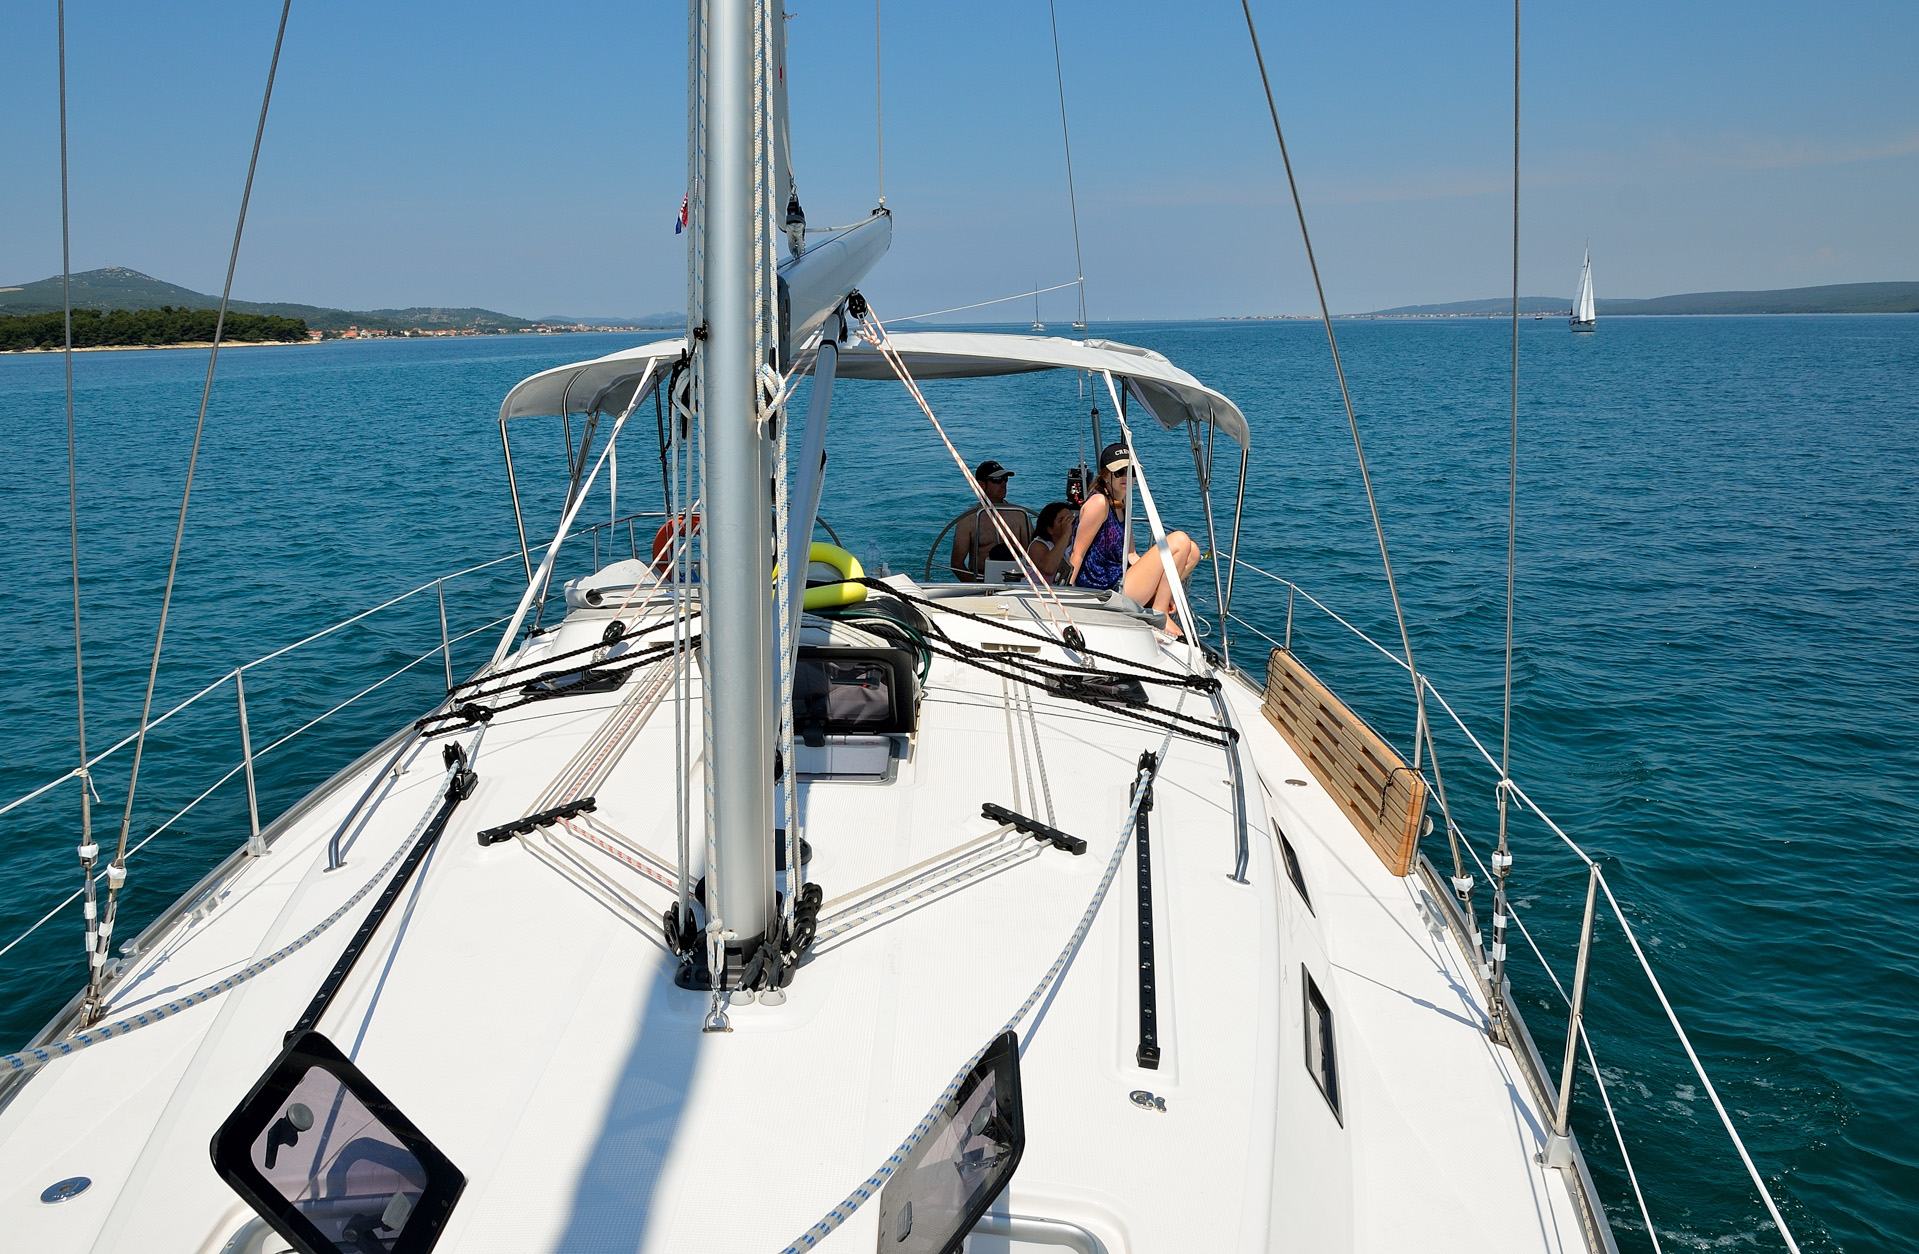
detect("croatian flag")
[675,195,688,235]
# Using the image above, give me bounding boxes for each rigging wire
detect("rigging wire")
[93,0,293,1022]
[1489,0,1523,1044]
[1236,2,1430,763]
[856,308,1075,629]
[1046,0,1088,330]
[55,0,104,1014]
[893,279,1081,324]
[1238,0,1477,929]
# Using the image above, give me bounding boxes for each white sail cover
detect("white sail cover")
[1574,252,1596,323]
[499,330,1251,447]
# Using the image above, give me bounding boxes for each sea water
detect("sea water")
[1,316,1914,1250]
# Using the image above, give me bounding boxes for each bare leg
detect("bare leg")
[1123,532,1202,636]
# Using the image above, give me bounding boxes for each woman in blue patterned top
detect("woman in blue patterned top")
[1067,443,1201,636]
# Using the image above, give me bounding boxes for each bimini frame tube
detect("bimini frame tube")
[498,416,535,586]
[1188,421,1228,665]
[488,363,658,668]
[785,310,841,637]
[1222,444,1249,663]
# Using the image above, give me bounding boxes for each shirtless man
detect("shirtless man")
[949,460,1032,582]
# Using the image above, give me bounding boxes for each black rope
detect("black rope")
[290,742,477,1040]
[924,620,1199,694]
[448,611,699,696]
[417,637,692,729]
[654,377,671,516]
[853,578,1217,693]
[917,635,1232,749]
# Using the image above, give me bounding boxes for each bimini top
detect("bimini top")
[498,331,1250,448]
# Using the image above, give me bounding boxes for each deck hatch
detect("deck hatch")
[875,1030,1025,1254]
[796,644,919,743]
[211,1030,466,1254]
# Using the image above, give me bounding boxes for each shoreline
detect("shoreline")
[0,338,319,355]
[1,329,676,355]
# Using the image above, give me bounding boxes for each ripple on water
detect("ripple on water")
[3,318,1916,1249]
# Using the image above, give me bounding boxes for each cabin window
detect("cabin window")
[1303,970,1340,1121]
[1276,823,1312,914]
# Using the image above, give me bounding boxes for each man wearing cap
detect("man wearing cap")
[949,460,1032,582]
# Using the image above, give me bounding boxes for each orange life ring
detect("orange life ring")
[652,512,701,571]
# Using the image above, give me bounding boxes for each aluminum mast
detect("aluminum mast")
[700,0,777,978]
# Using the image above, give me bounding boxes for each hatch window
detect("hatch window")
[1303,970,1340,1121]
[1276,823,1313,914]
[212,1031,465,1254]
[795,645,918,744]
[875,1030,1025,1254]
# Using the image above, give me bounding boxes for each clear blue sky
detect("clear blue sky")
[5,1,1915,319]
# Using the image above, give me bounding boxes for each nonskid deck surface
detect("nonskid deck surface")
[0,583,1590,1253]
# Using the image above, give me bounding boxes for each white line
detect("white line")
[892,280,1081,324]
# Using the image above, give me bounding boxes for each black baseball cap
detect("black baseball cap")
[1098,443,1132,473]
[975,460,1014,482]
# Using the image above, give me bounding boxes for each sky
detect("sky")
[3,0,1915,320]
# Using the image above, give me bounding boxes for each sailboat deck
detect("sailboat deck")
[1,585,1596,1253]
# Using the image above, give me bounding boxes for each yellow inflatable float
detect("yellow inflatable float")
[777,542,867,610]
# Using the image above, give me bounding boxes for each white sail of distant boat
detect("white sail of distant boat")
[1031,280,1045,332]
[1571,248,1596,331]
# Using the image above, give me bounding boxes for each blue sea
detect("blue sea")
[2,316,1914,1250]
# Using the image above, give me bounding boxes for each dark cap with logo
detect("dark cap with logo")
[1098,443,1132,473]
[974,460,1014,483]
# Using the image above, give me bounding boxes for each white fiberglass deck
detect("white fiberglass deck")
[0,579,1594,1254]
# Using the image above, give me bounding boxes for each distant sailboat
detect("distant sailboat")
[1571,248,1596,332]
[1032,279,1045,332]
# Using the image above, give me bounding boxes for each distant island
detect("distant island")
[1349,281,1919,319]
[0,267,685,342]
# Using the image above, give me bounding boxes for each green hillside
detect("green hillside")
[1364,296,1570,316]
[1363,282,1919,318]
[0,266,533,332]
[1598,282,1919,315]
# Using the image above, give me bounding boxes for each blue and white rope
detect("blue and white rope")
[813,841,1038,949]
[779,711,1179,1252]
[1,742,465,1076]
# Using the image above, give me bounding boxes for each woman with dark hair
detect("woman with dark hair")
[1027,501,1077,583]
[1066,443,1201,635]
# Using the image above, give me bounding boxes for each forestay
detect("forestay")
[498,330,1251,448]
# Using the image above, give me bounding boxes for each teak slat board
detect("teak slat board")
[1261,647,1426,877]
